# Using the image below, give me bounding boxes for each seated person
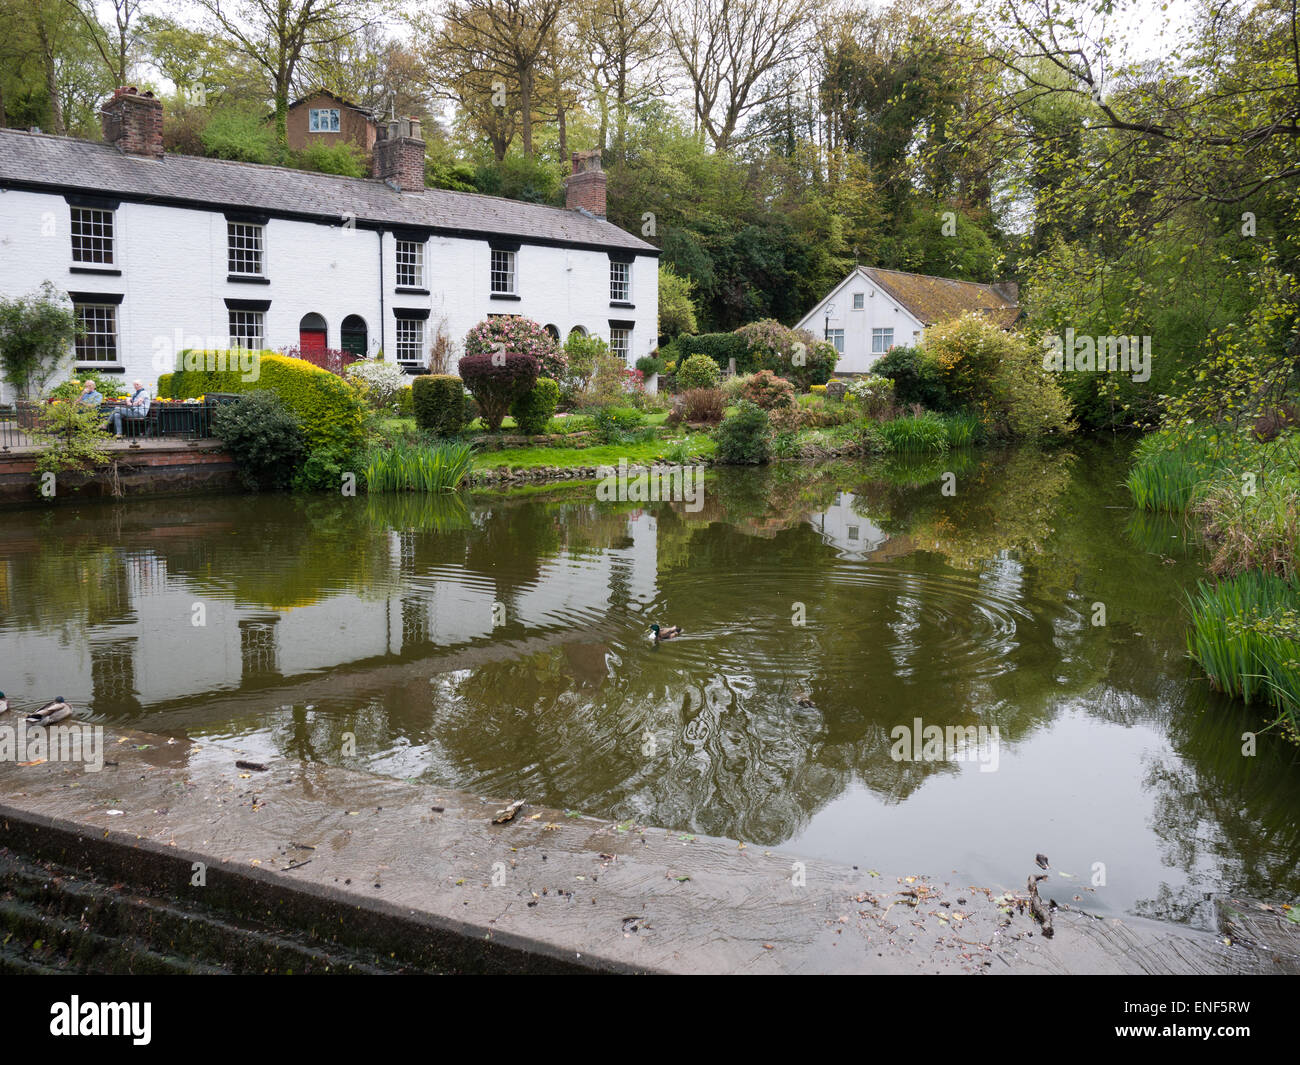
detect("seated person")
[106,380,151,437]
[75,380,103,407]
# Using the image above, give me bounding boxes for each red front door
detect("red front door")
[300,329,327,354]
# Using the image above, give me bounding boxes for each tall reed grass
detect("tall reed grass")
[879,412,949,453]
[364,439,473,493]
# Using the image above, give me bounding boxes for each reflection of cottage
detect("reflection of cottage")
[0,88,658,400]
[808,492,888,558]
[796,267,1020,373]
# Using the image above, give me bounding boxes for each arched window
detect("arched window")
[299,312,327,354]
[544,323,560,341]
[340,315,368,357]
[567,325,588,340]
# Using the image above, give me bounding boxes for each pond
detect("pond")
[2,439,1298,929]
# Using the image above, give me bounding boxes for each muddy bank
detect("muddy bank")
[1,725,1294,975]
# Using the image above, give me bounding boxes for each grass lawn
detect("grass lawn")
[377,411,671,435]
[471,432,715,471]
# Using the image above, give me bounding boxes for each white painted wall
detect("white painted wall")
[795,268,925,374]
[0,187,659,401]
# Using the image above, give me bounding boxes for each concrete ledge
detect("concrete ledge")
[1,726,1295,974]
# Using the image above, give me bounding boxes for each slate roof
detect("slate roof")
[860,267,1019,327]
[0,128,657,254]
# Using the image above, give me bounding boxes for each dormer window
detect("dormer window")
[309,108,340,132]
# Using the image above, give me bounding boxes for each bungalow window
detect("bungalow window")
[228,222,265,276]
[610,326,631,363]
[229,310,264,349]
[396,318,425,365]
[827,328,845,354]
[871,327,894,354]
[74,303,118,363]
[70,207,115,265]
[309,108,341,132]
[610,261,631,302]
[490,249,516,294]
[852,293,864,309]
[396,240,424,287]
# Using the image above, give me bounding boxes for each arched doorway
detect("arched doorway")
[544,323,560,342]
[341,315,368,357]
[299,312,327,355]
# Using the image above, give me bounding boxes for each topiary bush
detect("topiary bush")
[463,315,566,382]
[676,353,722,391]
[741,369,795,409]
[213,391,308,490]
[164,351,366,458]
[412,374,466,436]
[511,376,560,434]
[457,352,539,431]
[714,400,771,464]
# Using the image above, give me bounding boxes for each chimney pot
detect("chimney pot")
[565,148,606,217]
[100,86,164,158]
[372,117,426,191]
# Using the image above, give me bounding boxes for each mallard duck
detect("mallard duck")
[649,624,682,642]
[27,697,72,725]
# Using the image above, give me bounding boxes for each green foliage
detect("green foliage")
[676,353,722,391]
[563,332,609,399]
[1186,573,1299,733]
[473,153,563,204]
[941,411,984,448]
[0,282,76,399]
[31,402,112,481]
[364,439,474,493]
[658,265,699,339]
[212,391,307,490]
[510,376,560,434]
[200,106,277,163]
[880,412,950,453]
[874,346,950,411]
[673,332,747,374]
[294,140,365,177]
[292,444,359,493]
[635,354,666,377]
[457,353,539,431]
[741,369,795,409]
[714,401,771,464]
[412,374,466,436]
[591,406,646,443]
[734,319,836,389]
[396,385,413,416]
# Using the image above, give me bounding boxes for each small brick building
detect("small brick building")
[283,90,380,161]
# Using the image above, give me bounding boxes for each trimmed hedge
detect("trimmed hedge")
[510,376,560,435]
[412,374,466,435]
[160,350,365,456]
[674,332,748,373]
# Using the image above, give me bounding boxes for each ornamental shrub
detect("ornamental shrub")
[463,315,566,382]
[591,406,646,442]
[683,387,726,423]
[673,332,747,373]
[164,350,366,457]
[412,374,466,435]
[676,353,721,391]
[845,373,896,419]
[562,331,608,398]
[212,391,307,490]
[734,319,837,390]
[741,369,795,409]
[715,401,771,464]
[345,358,408,409]
[874,345,950,411]
[457,352,539,430]
[511,376,560,434]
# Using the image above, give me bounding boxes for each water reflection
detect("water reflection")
[1,441,1298,928]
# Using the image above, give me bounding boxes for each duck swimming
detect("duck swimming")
[649,624,682,642]
[27,697,73,725]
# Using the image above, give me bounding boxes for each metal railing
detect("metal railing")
[0,400,224,451]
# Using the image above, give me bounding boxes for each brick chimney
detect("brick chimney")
[100,87,164,158]
[372,117,426,191]
[565,149,606,217]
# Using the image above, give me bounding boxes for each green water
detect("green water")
[2,439,1298,928]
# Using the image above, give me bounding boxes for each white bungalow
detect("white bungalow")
[795,266,1020,374]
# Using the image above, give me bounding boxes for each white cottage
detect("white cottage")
[0,88,659,402]
[795,265,1020,374]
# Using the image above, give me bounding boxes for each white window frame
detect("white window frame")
[871,327,894,354]
[309,108,341,133]
[827,328,845,354]
[396,318,425,365]
[610,261,631,302]
[229,310,264,349]
[227,222,265,276]
[396,240,425,288]
[610,326,631,364]
[74,303,119,364]
[490,249,516,294]
[70,207,115,265]
[852,292,864,310]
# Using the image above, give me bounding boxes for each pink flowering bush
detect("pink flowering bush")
[741,369,796,409]
[734,319,837,390]
[463,316,567,382]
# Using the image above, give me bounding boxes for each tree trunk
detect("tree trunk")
[519,67,533,157]
[35,15,65,134]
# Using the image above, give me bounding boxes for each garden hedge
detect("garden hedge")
[412,374,466,435]
[673,332,749,374]
[510,376,560,434]
[160,350,365,456]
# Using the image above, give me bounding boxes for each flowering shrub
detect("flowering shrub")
[345,359,408,410]
[463,316,566,382]
[734,319,837,389]
[845,373,896,419]
[741,369,795,409]
[457,352,539,430]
